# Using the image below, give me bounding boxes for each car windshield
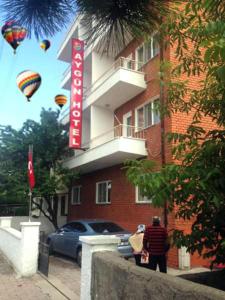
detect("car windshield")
[89,222,124,233]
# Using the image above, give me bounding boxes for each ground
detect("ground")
[1,251,224,299]
[0,252,80,300]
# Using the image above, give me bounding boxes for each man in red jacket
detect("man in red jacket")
[143,216,168,273]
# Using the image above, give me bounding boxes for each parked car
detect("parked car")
[47,219,133,266]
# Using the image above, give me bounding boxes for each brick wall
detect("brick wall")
[68,164,164,232]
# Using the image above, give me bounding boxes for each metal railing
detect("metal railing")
[71,124,145,156]
[61,56,145,97]
[62,65,71,78]
[84,57,144,99]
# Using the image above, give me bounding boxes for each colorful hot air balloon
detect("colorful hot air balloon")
[55,94,67,109]
[40,40,51,52]
[1,21,27,54]
[16,70,41,101]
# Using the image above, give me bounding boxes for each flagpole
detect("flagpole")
[28,189,32,222]
[28,144,35,222]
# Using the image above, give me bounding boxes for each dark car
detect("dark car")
[47,219,132,266]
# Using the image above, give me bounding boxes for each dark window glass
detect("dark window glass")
[69,222,87,232]
[89,222,124,233]
[60,196,66,216]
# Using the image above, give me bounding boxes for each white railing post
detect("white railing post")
[0,217,12,228]
[20,222,41,276]
[178,246,191,270]
[79,235,120,300]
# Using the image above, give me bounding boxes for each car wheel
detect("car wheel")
[77,248,82,267]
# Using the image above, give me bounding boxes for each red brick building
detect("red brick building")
[57,14,213,269]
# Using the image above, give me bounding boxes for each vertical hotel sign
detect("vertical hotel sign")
[69,39,84,148]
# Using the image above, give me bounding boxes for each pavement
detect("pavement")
[0,252,81,300]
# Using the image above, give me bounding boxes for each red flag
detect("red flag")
[28,145,35,190]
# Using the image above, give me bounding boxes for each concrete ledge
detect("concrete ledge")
[0,227,22,239]
[79,235,120,245]
[91,252,225,300]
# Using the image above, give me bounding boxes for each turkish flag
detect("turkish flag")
[28,146,35,190]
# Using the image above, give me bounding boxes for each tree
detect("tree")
[126,0,225,267]
[0,108,77,229]
[1,0,169,47]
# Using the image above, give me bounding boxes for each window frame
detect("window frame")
[135,96,160,130]
[71,185,81,205]
[135,33,159,68]
[123,111,132,137]
[60,195,68,216]
[135,186,152,204]
[96,180,112,204]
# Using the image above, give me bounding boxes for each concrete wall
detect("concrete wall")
[90,105,114,144]
[92,52,114,83]
[0,217,40,276]
[11,216,67,235]
[91,252,225,300]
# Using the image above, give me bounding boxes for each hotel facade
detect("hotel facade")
[57,14,211,269]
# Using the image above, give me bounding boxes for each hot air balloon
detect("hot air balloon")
[16,70,41,101]
[55,94,67,109]
[1,21,27,54]
[40,40,51,52]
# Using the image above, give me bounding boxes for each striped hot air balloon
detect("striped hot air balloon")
[55,94,67,109]
[16,70,41,101]
[40,39,51,52]
[1,21,27,54]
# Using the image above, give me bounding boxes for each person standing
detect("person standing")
[143,216,168,273]
[129,224,145,266]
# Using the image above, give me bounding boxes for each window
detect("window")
[89,222,124,233]
[135,186,152,203]
[96,181,111,204]
[136,99,160,129]
[153,99,160,124]
[152,34,160,57]
[71,186,81,205]
[124,54,133,70]
[136,34,159,67]
[137,45,144,64]
[123,112,132,137]
[60,195,68,216]
[67,222,86,232]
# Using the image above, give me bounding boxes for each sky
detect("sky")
[0,19,71,129]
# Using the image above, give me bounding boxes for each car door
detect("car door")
[53,224,72,254]
[62,222,87,257]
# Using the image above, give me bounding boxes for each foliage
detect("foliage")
[1,0,170,46]
[0,108,78,229]
[1,0,76,38]
[126,0,225,267]
[76,0,169,54]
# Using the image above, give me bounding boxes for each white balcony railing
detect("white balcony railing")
[60,57,145,120]
[64,124,146,161]
[63,65,71,78]
[61,56,144,90]
[84,57,144,99]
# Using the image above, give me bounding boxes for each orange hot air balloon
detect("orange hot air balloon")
[55,94,67,109]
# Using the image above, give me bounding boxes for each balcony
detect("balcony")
[84,57,146,110]
[63,124,147,173]
[61,57,146,111]
[61,65,71,90]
